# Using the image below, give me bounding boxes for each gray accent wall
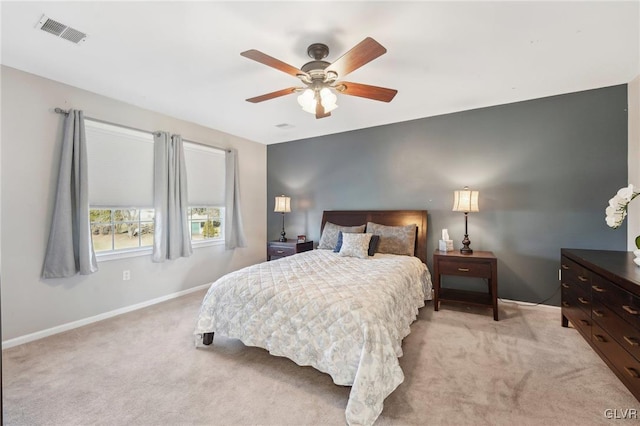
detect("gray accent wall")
[267,85,628,305]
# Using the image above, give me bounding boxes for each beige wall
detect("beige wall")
[629,75,640,250]
[0,66,267,341]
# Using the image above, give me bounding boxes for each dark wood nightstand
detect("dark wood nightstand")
[433,251,499,320]
[267,240,313,261]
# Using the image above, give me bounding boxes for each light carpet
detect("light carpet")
[3,289,639,425]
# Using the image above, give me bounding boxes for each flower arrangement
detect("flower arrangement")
[605,184,640,249]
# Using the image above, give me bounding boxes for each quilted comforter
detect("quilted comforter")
[194,249,432,426]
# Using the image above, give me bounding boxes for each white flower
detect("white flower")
[605,184,639,230]
[617,184,636,201]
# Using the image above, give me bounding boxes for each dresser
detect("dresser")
[561,249,640,401]
[267,240,313,261]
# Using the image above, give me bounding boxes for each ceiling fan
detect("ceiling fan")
[241,37,398,119]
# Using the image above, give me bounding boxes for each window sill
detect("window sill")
[95,239,225,262]
[192,238,225,249]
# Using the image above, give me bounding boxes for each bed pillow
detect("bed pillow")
[318,222,365,250]
[368,235,380,256]
[339,232,373,259]
[366,222,417,256]
[335,231,380,256]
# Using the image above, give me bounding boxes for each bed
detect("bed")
[194,210,432,426]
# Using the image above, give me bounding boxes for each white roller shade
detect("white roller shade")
[183,141,225,206]
[85,120,154,207]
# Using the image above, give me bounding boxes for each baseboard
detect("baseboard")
[499,297,561,311]
[2,283,211,350]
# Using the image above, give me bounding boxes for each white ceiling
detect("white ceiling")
[2,1,639,145]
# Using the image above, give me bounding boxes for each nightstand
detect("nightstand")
[433,251,498,320]
[267,240,313,261]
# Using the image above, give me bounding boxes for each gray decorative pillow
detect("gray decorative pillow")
[366,222,417,256]
[318,222,365,250]
[339,233,373,259]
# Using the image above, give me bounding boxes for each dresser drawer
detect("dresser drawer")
[562,281,591,317]
[561,256,592,293]
[593,296,640,362]
[562,296,592,340]
[591,274,640,329]
[591,324,640,396]
[437,260,492,278]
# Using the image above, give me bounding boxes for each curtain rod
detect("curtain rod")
[54,107,230,153]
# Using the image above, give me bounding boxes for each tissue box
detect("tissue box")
[439,240,454,252]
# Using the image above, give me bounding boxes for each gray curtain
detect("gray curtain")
[152,132,192,262]
[225,148,247,249]
[43,110,98,278]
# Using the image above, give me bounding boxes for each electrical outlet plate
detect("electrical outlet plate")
[123,270,131,281]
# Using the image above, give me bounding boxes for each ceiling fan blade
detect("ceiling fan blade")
[336,81,397,102]
[246,87,299,103]
[241,49,309,78]
[325,37,387,78]
[315,98,330,119]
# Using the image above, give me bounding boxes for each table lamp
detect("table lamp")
[452,186,479,254]
[274,195,291,242]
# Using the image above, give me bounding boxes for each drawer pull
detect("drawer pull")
[622,305,639,315]
[276,250,284,254]
[591,285,606,293]
[561,283,569,289]
[561,264,569,270]
[624,367,640,379]
[592,310,604,318]
[457,268,470,272]
[562,301,570,307]
[578,297,589,305]
[594,334,606,343]
[623,336,640,347]
[579,319,590,326]
[577,275,588,282]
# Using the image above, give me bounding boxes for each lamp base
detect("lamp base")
[460,234,473,255]
[279,230,287,242]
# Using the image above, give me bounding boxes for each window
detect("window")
[188,207,224,241]
[183,142,226,244]
[85,119,226,258]
[91,208,155,252]
[85,119,156,256]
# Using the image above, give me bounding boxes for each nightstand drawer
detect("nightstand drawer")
[267,245,296,258]
[437,260,492,278]
[267,240,313,261]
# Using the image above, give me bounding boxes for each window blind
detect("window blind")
[85,119,154,207]
[183,141,225,206]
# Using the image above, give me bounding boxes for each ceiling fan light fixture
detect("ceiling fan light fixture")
[297,89,316,113]
[243,38,393,118]
[320,88,338,112]
[297,87,338,114]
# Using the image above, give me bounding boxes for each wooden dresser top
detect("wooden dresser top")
[561,248,640,295]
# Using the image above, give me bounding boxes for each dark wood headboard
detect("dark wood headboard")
[321,210,428,264]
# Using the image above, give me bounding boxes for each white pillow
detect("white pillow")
[317,222,366,250]
[339,233,373,259]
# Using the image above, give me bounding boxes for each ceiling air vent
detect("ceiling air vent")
[36,14,87,44]
[275,123,295,129]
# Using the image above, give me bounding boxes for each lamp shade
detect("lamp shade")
[274,195,291,213]
[452,187,479,213]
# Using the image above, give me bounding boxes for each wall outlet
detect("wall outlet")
[123,270,131,281]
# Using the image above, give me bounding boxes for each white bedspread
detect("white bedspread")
[194,249,432,426]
